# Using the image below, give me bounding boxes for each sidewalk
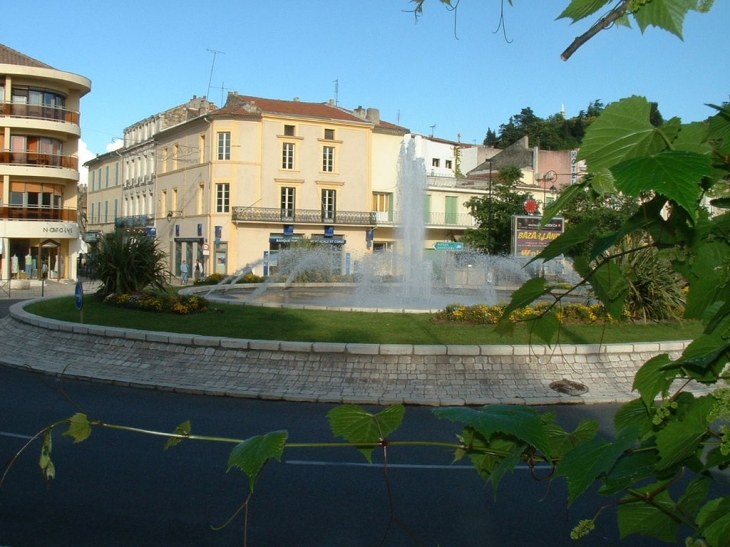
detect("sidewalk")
[0,278,98,300]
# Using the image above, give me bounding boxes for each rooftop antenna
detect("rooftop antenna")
[206,48,225,99]
[333,79,339,106]
[210,81,229,106]
[429,124,436,137]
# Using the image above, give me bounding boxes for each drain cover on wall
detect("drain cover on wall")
[549,379,589,396]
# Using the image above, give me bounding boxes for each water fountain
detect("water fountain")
[200,140,571,312]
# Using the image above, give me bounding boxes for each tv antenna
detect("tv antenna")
[209,81,229,107]
[206,48,225,99]
[333,79,339,106]
[429,124,436,137]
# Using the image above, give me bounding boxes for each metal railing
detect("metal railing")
[0,150,79,170]
[0,102,80,125]
[232,206,376,225]
[0,206,77,222]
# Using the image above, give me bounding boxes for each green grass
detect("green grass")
[24,296,703,346]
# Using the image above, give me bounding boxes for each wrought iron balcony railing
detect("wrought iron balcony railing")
[232,206,376,226]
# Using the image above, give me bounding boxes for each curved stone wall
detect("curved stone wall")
[0,300,692,406]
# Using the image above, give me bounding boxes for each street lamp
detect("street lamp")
[486,159,493,254]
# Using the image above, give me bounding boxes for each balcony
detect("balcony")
[232,206,376,226]
[0,150,79,170]
[0,102,80,125]
[0,206,77,222]
[374,211,477,229]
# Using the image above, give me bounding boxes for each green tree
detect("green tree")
[461,165,532,254]
[558,181,640,261]
[90,228,169,298]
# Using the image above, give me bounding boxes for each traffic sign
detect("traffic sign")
[75,281,84,311]
[433,242,464,251]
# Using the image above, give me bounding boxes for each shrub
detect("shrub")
[103,292,210,315]
[91,228,169,298]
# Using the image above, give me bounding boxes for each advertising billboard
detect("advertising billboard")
[511,215,564,257]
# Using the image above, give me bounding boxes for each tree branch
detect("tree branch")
[561,0,631,61]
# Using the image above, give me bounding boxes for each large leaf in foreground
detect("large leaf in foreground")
[227,430,288,493]
[327,405,405,463]
[578,96,667,171]
[618,483,681,542]
[611,151,711,217]
[555,424,639,504]
[434,405,551,459]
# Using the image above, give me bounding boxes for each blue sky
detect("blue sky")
[4,0,728,160]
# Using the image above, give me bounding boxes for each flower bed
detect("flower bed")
[434,302,623,325]
[103,292,210,315]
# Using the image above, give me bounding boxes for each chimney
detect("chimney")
[366,108,380,125]
[354,105,366,119]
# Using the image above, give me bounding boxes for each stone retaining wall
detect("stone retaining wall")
[0,301,691,406]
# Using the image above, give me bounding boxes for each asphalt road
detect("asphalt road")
[0,299,670,546]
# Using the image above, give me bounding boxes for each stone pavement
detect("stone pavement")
[0,283,703,406]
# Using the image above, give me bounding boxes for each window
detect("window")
[281,187,296,220]
[372,192,393,222]
[217,132,231,160]
[282,142,295,170]
[216,183,230,213]
[322,146,335,172]
[321,189,336,221]
[432,158,440,168]
[284,125,295,136]
[445,160,453,169]
[445,196,459,225]
[324,128,335,140]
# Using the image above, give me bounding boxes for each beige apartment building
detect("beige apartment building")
[0,44,90,282]
[153,93,408,278]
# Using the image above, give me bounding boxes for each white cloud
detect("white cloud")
[106,139,124,152]
[77,139,95,186]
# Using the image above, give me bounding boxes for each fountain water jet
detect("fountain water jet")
[199,140,573,311]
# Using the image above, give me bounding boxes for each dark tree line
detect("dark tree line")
[483,100,664,150]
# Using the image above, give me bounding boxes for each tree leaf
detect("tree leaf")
[557,0,613,23]
[618,483,681,542]
[633,0,691,38]
[164,420,192,450]
[632,354,678,409]
[585,259,629,321]
[696,497,730,547]
[497,277,548,325]
[611,151,712,217]
[533,221,597,262]
[62,413,92,444]
[434,405,551,459]
[599,448,659,496]
[327,405,405,463]
[655,395,714,471]
[678,477,711,520]
[544,419,600,459]
[529,311,560,346]
[555,424,639,504]
[578,96,667,172]
[614,398,655,436]
[227,430,288,493]
[39,430,55,482]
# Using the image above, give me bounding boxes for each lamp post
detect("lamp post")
[486,159,493,254]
